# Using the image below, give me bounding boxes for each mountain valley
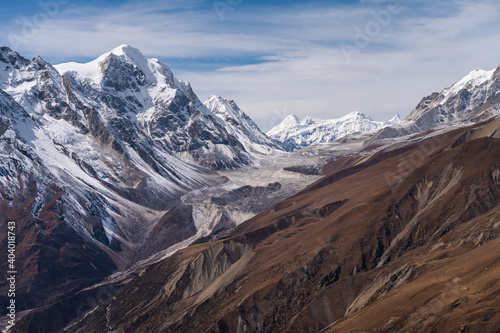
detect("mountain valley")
[0,45,499,332]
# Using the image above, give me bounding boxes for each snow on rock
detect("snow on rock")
[0,45,233,260]
[55,45,282,170]
[204,95,285,156]
[374,66,500,140]
[444,68,496,97]
[386,114,402,125]
[0,45,290,268]
[267,111,399,149]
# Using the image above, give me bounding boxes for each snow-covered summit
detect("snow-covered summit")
[445,68,496,97]
[386,114,402,125]
[267,111,398,149]
[279,114,300,126]
[54,44,177,89]
[0,45,291,269]
[403,66,500,128]
[54,45,286,169]
[373,66,500,141]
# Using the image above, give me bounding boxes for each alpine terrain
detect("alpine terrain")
[267,112,401,149]
[0,44,300,319]
[1,45,499,333]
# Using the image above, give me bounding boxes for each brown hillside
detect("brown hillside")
[19,118,500,333]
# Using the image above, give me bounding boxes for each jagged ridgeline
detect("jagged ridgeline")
[0,44,286,316]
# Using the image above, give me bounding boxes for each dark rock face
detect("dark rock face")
[138,201,198,259]
[211,182,282,206]
[284,165,322,175]
[0,115,10,136]
[0,47,30,68]
[58,46,278,171]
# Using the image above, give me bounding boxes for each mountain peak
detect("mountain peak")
[0,46,29,67]
[207,95,225,104]
[268,112,390,149]
[203,95,284,153]
[112,43,134,52]
[110,44,145,61]
[340,111,372,121]
[106,44,150,73]
[302,116,318,125]
[205,95,228,111]
[205,95,245,118]
[348,111,362,115]
[386,114,402,125]
[55,44,175,88]
[401,65,500,133]
[448,67,495,94]
[285,114,300,123]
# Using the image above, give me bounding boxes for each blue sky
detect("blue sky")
[1,0,500,131]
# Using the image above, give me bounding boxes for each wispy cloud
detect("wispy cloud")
[1,0,500,130]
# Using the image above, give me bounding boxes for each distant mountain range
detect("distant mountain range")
[267,66,500,149]
[267,112,401,149]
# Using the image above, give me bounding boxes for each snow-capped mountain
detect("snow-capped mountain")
[204,95,285,155]
[0,86,121,311]
[374,67,500,139]
[53,44,281,170]
[0,44,289,258]
[408,68,499,125]
[0,45,288,313]
[0,89,47,205]
[267,111,400,149]
[0,44,222,237]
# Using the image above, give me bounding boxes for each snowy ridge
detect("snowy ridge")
[267,111,400,149]
[406,66,500,125]
[386,114,402,125]
[0,90,45,202]
[443,68,496,99]
[56,45,278,170]
[0,44,289,265]
[54,44,180,92]
[373,65,500,141]
[0,51,220,252]
[204,95,285,156]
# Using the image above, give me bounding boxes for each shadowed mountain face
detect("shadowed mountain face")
[26,116,500,333]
